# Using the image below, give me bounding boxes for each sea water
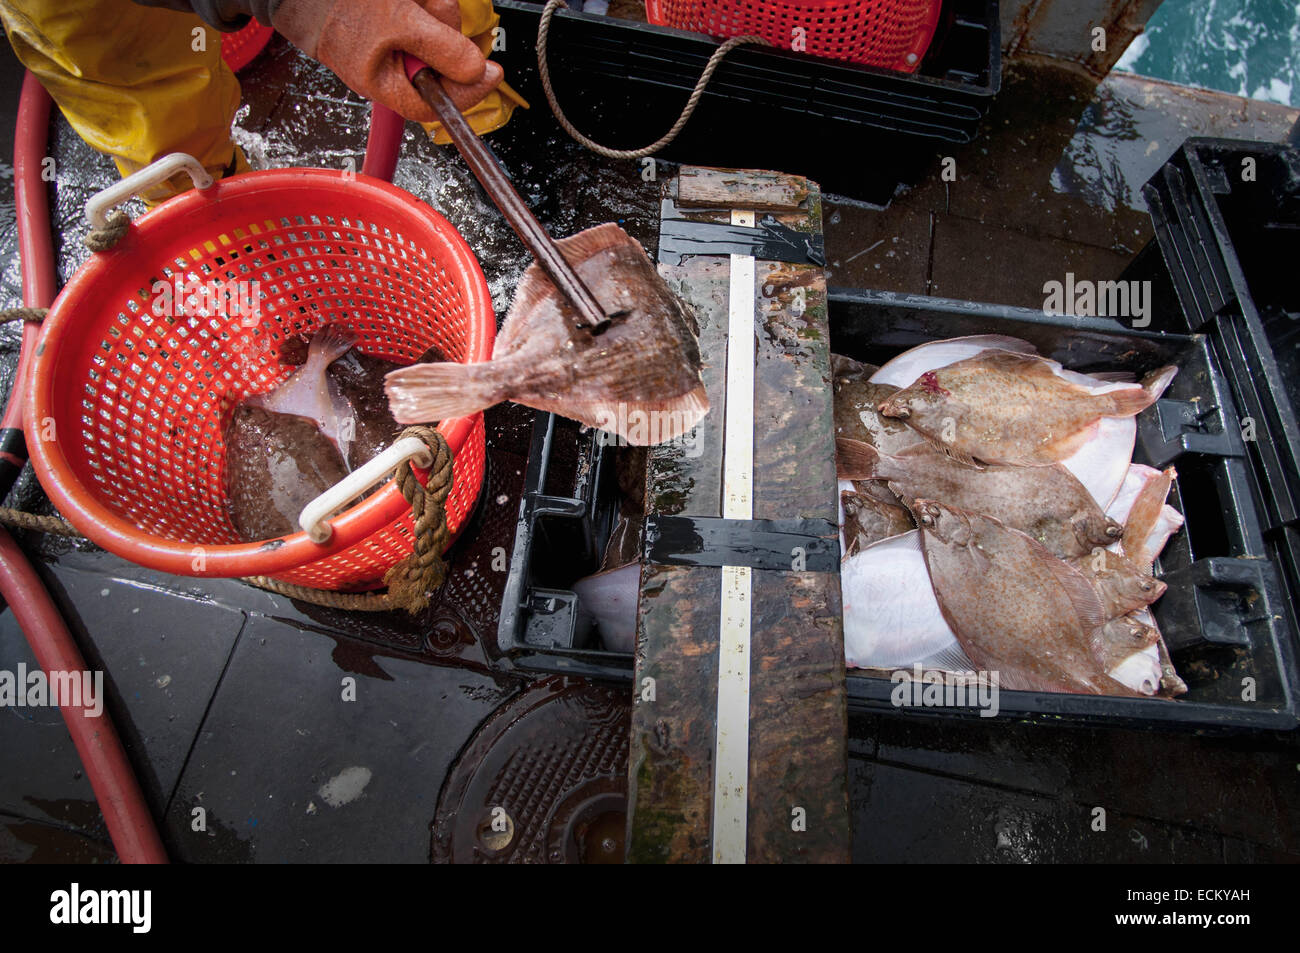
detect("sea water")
[1116,0,1299,108]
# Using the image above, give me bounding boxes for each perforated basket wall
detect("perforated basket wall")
[28,169,494,590]
[645,0,943,71]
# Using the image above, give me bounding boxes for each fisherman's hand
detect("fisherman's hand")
[271,0,504,121]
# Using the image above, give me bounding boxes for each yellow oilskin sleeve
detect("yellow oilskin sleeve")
[421,0,528,144]
[0,0,242,204]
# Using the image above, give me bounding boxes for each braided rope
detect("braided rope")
[0,307,48,323]
[0,509,80,535]
[536,0,769,160]
[84,209,130,253]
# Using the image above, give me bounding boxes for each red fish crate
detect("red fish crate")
[26,167,495,590]
[644,0,944,72]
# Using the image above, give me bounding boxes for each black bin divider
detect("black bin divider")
[495,412,637,681]
[492,0,1000,202]
[828,288,1299,730]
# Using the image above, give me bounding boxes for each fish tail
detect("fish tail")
[1103,365,1177,418]
[1122,466,1176,565]
[308,324,357,371]
[384,360,509,423]
[836,437,881,480]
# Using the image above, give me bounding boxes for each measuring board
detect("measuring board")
[626,167,850,864]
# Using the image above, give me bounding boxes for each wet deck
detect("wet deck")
[2,29,1299,862]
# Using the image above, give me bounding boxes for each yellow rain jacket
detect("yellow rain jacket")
[0,0,522,203]
[422,0,528,145]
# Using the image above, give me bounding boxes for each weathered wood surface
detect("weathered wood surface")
[626,564,720,864]
[628,167,848,864]
[748,569,849,863]
[646,257,729,519]
[676,167,812,212]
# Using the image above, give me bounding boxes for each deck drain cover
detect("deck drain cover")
[431,677,630,863]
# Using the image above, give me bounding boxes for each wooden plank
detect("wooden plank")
[747,571,850,863]
[629,166,848,864]
[646,257,729,519]
[627,563,719,864]
[752,259,837,522]
[677,167,811,212]
[745,174,848,861]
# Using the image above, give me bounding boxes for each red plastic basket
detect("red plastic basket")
[26,165,495,590]
[221,20,275,72]
[645,0,943,72]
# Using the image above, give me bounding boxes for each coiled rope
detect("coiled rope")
[536,0,770,160]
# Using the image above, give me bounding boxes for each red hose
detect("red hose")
[4,73,168,863]
[0,74,55,491]
[0,530,168,863]
[362,102,404,181]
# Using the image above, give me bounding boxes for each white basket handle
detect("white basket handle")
[299,436,434,544]
[85,153,215,229]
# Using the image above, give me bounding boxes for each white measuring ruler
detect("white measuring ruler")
[712,209,756,864]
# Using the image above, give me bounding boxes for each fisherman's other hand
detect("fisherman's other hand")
[271,0,504,121]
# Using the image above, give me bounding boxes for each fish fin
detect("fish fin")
[555,222,643,265]
[504,225,640,329]
[971,348,1058,378]
[968,336,1040,356]
[1102,366,1178,418]
[916,643,978,673]
[991,668,1057,693]
[916,428,984,469]
[1035,547,1109,632]
[1141,365,1179,400]
[528,384,710,445]
[836,437,881,480]
[506,263,557,327]
[384,360,509,423]
[1122,465,1176,566]
[1084,370,1138,383]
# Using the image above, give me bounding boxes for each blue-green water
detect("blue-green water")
[1116,0,1299,107]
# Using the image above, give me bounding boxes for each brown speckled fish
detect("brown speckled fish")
[832,361,924,457]
[386,223,707,446]
[836,437,1123,558]
[223,405,351,541]
[877,350,1177,467]
[913,499,1142,696]
[1092,615,1161,674]
[1068,547,1167,619]
[841,488,914,555]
